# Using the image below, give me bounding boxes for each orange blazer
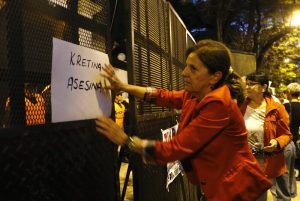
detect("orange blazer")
[146,85,272,201]
[240,97,292,178]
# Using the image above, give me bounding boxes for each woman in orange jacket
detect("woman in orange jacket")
[96,40,272,201]
[240,72,292,201]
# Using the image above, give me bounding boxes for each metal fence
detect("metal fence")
[126,0,197,200]
[0,0,197,200]
[0,1,118,201]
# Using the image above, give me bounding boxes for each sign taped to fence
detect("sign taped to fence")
[161,123,183,191]
[51,38,112,123]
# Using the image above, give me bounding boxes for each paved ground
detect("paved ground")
[120,163,300,201]
[119,163,133,201]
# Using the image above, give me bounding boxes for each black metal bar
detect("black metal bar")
[121,163,132,201]
[67,0,79,44]
[124,0,139,200]
[23,0,107,36]
[6,0,26,126]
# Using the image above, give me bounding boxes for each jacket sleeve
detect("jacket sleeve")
[148,100,230,163]
[275,104,292,149]
[144,88,186,109]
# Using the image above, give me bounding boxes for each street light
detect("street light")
[290,9,300,27]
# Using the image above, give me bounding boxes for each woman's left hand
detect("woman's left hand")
[264,139,278,152]
[95,117,128,145]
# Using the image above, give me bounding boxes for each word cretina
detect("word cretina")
[67,76,104,91]
[69,52,102,70]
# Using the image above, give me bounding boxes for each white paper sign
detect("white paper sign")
[161,123,183,191]
[51,38,111,123]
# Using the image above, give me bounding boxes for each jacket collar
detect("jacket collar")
[195,85,231,109]
[240,96,279,115]
[265,96,280,114]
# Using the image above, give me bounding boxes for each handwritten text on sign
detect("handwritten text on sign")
[51,38,111,123]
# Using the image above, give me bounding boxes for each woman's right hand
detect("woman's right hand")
[95,116,128,146]
[101,64,124,90]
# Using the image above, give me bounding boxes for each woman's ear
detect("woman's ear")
[210,71,223,85]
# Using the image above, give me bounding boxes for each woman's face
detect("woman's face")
[245,80,266,99]
[182,52,218,99]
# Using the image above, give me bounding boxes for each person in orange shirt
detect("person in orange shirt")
[95,40,272,201]
[4,83,45,126]
[24,83,45,125]
[113,91,126,130]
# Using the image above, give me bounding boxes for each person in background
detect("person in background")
[278,91,289,105]
[267,83,297,199]
[240,72,292,201]
[3,83,45,126]
[121,96,130,133]
[113,91,126,130]
[41,84,51,123]
[95,40,272,201]
[284,82,300,184]
[227,70,246,106]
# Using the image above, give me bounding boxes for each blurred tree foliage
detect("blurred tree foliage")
[263,31,300,91]
[170,0,300,89]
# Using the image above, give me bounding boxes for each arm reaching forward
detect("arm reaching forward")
[102,64,147,99]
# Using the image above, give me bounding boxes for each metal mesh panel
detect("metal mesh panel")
[0,2,9,127]
[129,1,197,201]
[186,32,195,49]
[1,0,109,127]
[169,7,192,91]
[132,0,169,52]
[0,0,118,200]
[133,114,198,201]
[0,0,108,127]
[132,0,170,115]
[137,114,174,139]
[147,0,169,52]
[170,10,186,64]
[178,67,184,89]
[171,63,184,91]
[0,122,118,201]
[149,50,169,112]
[132,0,147,38]
[161,55,170,89]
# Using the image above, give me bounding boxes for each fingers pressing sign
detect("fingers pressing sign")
[100,64,124,90]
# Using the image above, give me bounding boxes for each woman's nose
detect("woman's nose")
[182,66,188,76]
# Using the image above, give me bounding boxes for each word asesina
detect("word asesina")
[67,76,104,92]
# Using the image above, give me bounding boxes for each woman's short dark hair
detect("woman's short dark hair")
[186,39,232,88]
[246,72,271,97]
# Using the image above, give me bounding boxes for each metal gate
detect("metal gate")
[0,1,118,201]
[124,0,198,200]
